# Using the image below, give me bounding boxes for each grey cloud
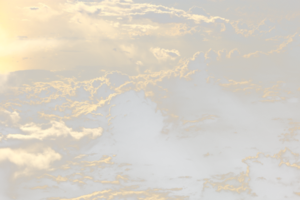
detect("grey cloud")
[237,21,249,29]
[243,32,300,58]
[94,83,114,99]
[181,114,219,127]
[188,6,210,17]
[186,52,210,70]
[243,51,269,58]
[75,86,91,100]
[105,71,130,86]
[0,111,103,199]
[69,1,225,26]
[205,48,219,61]
[202,173,256,200]
[29,7,39,10]
[270,32,300,53]
[226,5,268,15]
[0,73,11,95]
[242,149,300,199]
[202,147,300,199]
[258,19,276,32]
[150,47,180,62]
[46,188,187,200]
[218,49,227,59]
[228,48,241,58]
[216,77,298,104]
[222,22,235,33]
[278,121,300,143]
[106,91,163,142]
[278,147,300,163]
[21,154,187,200]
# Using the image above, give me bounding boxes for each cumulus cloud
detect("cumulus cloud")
[150,47,181,61]
[62,0,225,24]
[188,6,210,17]
[226,48,240,58]
[0,111,103,199]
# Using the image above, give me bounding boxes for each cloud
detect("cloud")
[1,1,300,199]
[0,148,62,199]
[204,48,219,61]
[63,1,226,24]
[57,187,186,200]
[278,120,300,144]
[0,110,103,199]
[0,73,22,97]
[106,91,163,143]
[106,71,130,88]
[202,173,257,200]
[243,33,298,58]
[270,32,300,54]
[244,149,300,199]
[243,51,269,58]
[188,6,210,17]
[202,147,300,199]
[150,47,181,61]
[216,77,298,104]
[23,3,61,21]
[226,48,240,58]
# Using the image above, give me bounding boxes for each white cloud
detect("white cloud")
[0,111,103,199]
[150,47,180,61]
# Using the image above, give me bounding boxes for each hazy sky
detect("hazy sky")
[1,0,300,200]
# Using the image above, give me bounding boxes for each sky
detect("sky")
[0,0,300,199]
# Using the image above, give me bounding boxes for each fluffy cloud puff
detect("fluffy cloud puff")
[67,1,225,26]
[150,47,181,61]
[0,111,103,199]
